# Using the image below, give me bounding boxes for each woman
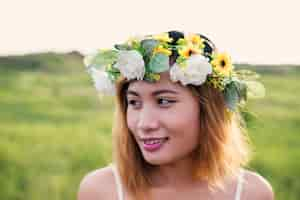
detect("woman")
[77,31,274,200]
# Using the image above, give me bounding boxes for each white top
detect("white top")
[110,163,245,200]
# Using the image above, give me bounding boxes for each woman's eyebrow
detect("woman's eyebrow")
[126,89,178,97]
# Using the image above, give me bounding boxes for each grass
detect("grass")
[244,68,300,199]
[0,52,299,200]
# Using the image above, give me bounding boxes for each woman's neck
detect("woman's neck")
[149,156,206,189]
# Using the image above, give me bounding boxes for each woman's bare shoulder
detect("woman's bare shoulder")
[77,164,117,200]
[242,169,274,200]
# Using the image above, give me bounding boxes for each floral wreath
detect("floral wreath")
[84,30,265,112]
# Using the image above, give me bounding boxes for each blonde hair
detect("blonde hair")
[111,77,252,200]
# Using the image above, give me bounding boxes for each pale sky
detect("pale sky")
[0,0,299,64]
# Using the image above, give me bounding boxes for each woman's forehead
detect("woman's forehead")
[127,72,184,93]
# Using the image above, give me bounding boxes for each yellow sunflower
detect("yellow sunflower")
[152,32,173,43]
[153,45,172,56]
[186,33,205,49]
[178,44,202,58]
[210,52,233,76]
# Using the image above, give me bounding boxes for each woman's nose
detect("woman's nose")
[137,106,159,131]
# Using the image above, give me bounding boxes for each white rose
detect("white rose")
[170,54,212,86]
[113,50,145,80]
[89,67,116,95]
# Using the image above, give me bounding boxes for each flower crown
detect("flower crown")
[84,30,265,112]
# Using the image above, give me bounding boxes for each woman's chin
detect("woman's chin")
[144,157,169,165]
[141,151,172,165]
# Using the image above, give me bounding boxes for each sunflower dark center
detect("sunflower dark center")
[220,60,226,67]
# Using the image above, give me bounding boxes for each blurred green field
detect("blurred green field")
[0,52,299,200]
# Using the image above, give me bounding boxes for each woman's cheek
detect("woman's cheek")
[127,110,137,133]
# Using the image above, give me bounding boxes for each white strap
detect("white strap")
[235,169,244,200]
[110,163,124,200]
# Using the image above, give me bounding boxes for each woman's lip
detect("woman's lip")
[142,138,169,152]
[140,137,169,141]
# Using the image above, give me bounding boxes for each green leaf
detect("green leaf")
[131,40,141,51]
[141,39,159,55]
[89,50,118,69]
[234,80,247,101]
[223,82,239,111]
[114,44,132,50]
[148,53,169,73]
[143,73,158,82]
[107,71,120,81]
[141,39,159,64]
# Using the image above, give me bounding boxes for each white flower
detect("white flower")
[244,80,266,99]
[89,67,116,95]
[113,50,145,80]
[170,54,212,85]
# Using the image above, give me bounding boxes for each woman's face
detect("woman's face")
[126,72,201,165]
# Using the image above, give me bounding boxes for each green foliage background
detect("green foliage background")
[0,52,299,200]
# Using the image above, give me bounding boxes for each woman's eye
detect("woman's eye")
[127,98,176,109]
[128,99,141,108]
[157,98,176,106]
